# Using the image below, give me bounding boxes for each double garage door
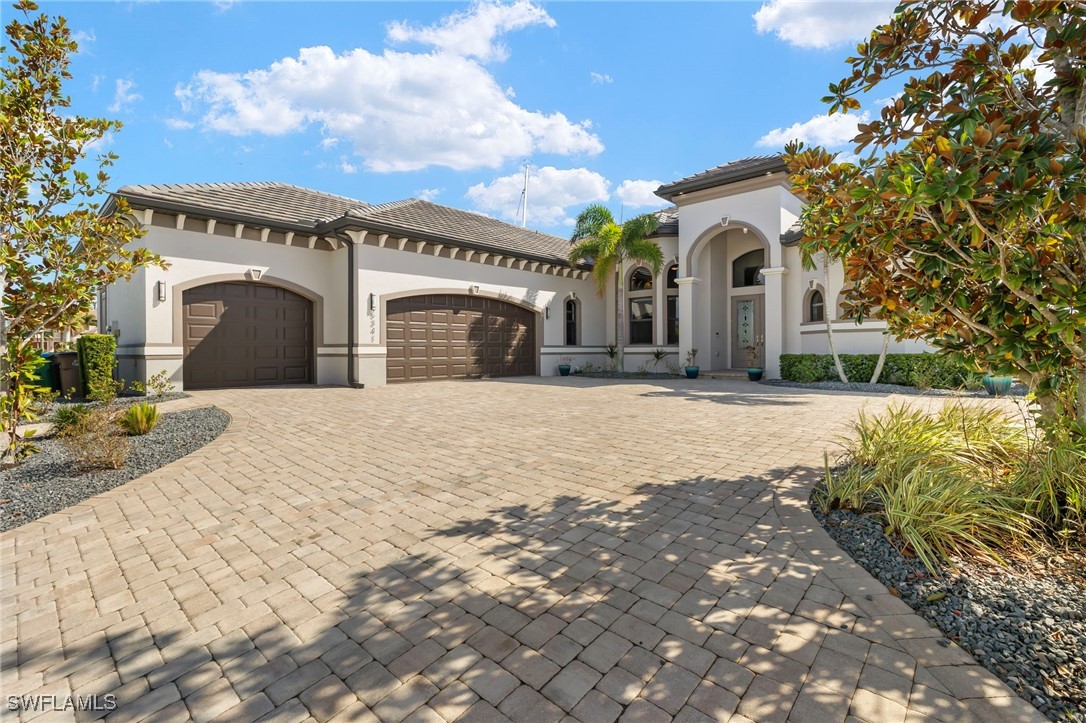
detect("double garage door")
[182,282,313,389]
[386,294,535,383]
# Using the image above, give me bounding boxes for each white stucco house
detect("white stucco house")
[101,154,927,390]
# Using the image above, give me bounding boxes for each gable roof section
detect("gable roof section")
[116,182,369,231]
[655,155,788,201]
[646,207,679,238]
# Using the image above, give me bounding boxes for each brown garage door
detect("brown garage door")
[182,282,313,389]
[386,294,535,382]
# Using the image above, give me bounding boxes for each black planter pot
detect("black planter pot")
[747,368,764,382]
[684,366,700,379]
[558,365,572,377]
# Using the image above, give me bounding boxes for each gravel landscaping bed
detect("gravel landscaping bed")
[763,378,1028,397]
[1,406,229,531]
[812,496,1086,721]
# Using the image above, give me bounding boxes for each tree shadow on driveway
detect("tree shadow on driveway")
[9,469,973,722]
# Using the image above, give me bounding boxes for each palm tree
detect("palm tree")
[569,205,663,371]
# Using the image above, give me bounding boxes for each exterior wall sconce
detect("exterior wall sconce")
[368,292,375,312]
[155,280,166,302]
[248,268,264,281]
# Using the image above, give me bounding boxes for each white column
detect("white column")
[676,277,700,367]
[760,266,788,379]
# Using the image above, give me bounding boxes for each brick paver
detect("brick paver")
[0,379,1042,722]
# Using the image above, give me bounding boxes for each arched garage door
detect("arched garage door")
[386,294,535,382]
[182,282,313,389]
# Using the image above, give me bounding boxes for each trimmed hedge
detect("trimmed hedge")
[76,333,117,400]
[779,353,975,389]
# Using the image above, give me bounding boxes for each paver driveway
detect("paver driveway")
[1,379,1042,723]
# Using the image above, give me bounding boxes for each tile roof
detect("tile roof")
[780,219,804,246]
[116,182,369,230]
[655,155,788,200]
[647,207,679,238]
[344,199,572,263]
[114,182,576,264]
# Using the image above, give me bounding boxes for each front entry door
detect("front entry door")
[731,294,765,368]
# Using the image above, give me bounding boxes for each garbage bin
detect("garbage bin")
[55,351,84,398]
[35,352,60,392]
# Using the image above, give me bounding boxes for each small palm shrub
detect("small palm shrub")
[52,404,93,438]
[60,408,129,470]
[120,403,159,436]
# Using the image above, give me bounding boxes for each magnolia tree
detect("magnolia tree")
[1,0,163,463]
[785,0,1086,440]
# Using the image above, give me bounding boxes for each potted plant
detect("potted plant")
[684,348,700,379]
[745,345,764,382]
[981,373,1013,396]
[558,355,573,377]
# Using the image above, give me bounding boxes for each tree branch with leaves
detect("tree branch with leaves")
[1,0,165,464]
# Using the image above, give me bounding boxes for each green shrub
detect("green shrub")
[60,408,128,470]
[52,404,93,438]
[145,371,176,397]
[876,461,1029,572]
[780,352,973,388]
[120,402,159,436]
[1009,438,1086,540]
[76,334,117,401]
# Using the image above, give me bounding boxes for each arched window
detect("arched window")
[628,267,654,345]
[807,290,825,323]
[666,264,679,345]
[565,298,579,346]
[732,249,765,288]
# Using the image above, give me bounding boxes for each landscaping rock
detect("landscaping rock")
[764,379,1028,397]
[811,495,1086,722]
[1,406,229,531]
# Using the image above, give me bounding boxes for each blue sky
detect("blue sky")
[44,0,899,235]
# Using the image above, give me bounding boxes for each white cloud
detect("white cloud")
[71,30,95,54]
[91,74,103,93]
[386,0,554,63]
[163,137,173,149]
[466,166,609,226]
[590,72,613,85]
[213,0,237,12]
[175,3,601,172]
[85,131,114,154]
[615,179,663,209]
[339,159,357,174]
[416,187,442,201]
[108,79,141,113]
[319,137,339,149]
[756,111,869,149]
[753,0,895,50]
[164,117,194,130]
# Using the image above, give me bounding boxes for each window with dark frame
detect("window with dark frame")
[732,249,766,288]
[808,290,825,322]
[666,264,679,345]
[628,267,654,345]
[565,299,577,345]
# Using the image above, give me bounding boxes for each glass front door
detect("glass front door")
[731,294,765,368]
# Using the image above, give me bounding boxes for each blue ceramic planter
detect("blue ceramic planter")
[747,368,764,382]
[685,366,699,379]
[982,375,1013,396]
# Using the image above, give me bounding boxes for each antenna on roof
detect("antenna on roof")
[516,160,530,228]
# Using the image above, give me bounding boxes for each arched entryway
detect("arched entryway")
[182,281,314,389]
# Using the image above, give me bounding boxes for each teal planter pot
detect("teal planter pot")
[982,375,1013,396]
[747,368,764,382]
[558,364,571,377]
[684,366,699,379]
